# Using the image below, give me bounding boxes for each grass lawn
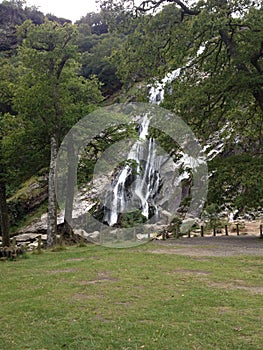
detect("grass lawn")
[0,242,262,349]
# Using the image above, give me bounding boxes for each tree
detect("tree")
[0,54,51,246]
[14,19,103,246]
[0,0,73,55]
[80,33,123,95]
[76,12,108,36]
[75,12,123,96]
[157,1,263,211]
[0,57,17,247]
[0,132,10,247]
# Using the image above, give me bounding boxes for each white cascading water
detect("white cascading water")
[103,114,163,226]
[148,68,181,104]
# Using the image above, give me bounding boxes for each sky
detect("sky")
[27,0,100,22]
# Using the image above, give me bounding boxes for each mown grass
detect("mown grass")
[0,242,262,350]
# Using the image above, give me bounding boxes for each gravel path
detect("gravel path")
[151,235,263,257]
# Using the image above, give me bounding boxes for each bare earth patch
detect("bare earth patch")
[65,258,86,262]
[208,281,263,294]
[115,301,133,306]
[167,269,212,275]
[77,271,119,285]
[48,268,81,274]
[72,293,90,300]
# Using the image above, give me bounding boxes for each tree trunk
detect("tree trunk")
[47,135,58,247]
[0,181,10,247]
[63,131,77,238]
[219,29,263,114]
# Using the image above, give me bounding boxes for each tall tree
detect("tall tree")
[15,19,103,246]
[0,134,10,247]
[0,58,16,247]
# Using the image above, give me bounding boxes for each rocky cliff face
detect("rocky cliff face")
[0,2,71,53]
[5,172,48,232]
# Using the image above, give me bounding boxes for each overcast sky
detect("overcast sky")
[27,0,100,22]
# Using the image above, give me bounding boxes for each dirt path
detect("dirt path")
[151,235,263,257]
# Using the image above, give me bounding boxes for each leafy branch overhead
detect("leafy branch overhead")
[135,0,200,18]
[104,0,263,126]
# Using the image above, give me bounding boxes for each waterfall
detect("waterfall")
[148,68,181,104]
[102,66,199,227]
[103,114,163,226]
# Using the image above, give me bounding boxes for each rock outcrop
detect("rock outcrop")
[7,172,48,229]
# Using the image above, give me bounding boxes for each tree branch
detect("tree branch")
[219,28,263,112]
[56,54,70,80]
[214,39,223,73]
[219,28,237,58]
[136,0,200,18]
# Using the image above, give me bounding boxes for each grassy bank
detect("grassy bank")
[0,242,262,349]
